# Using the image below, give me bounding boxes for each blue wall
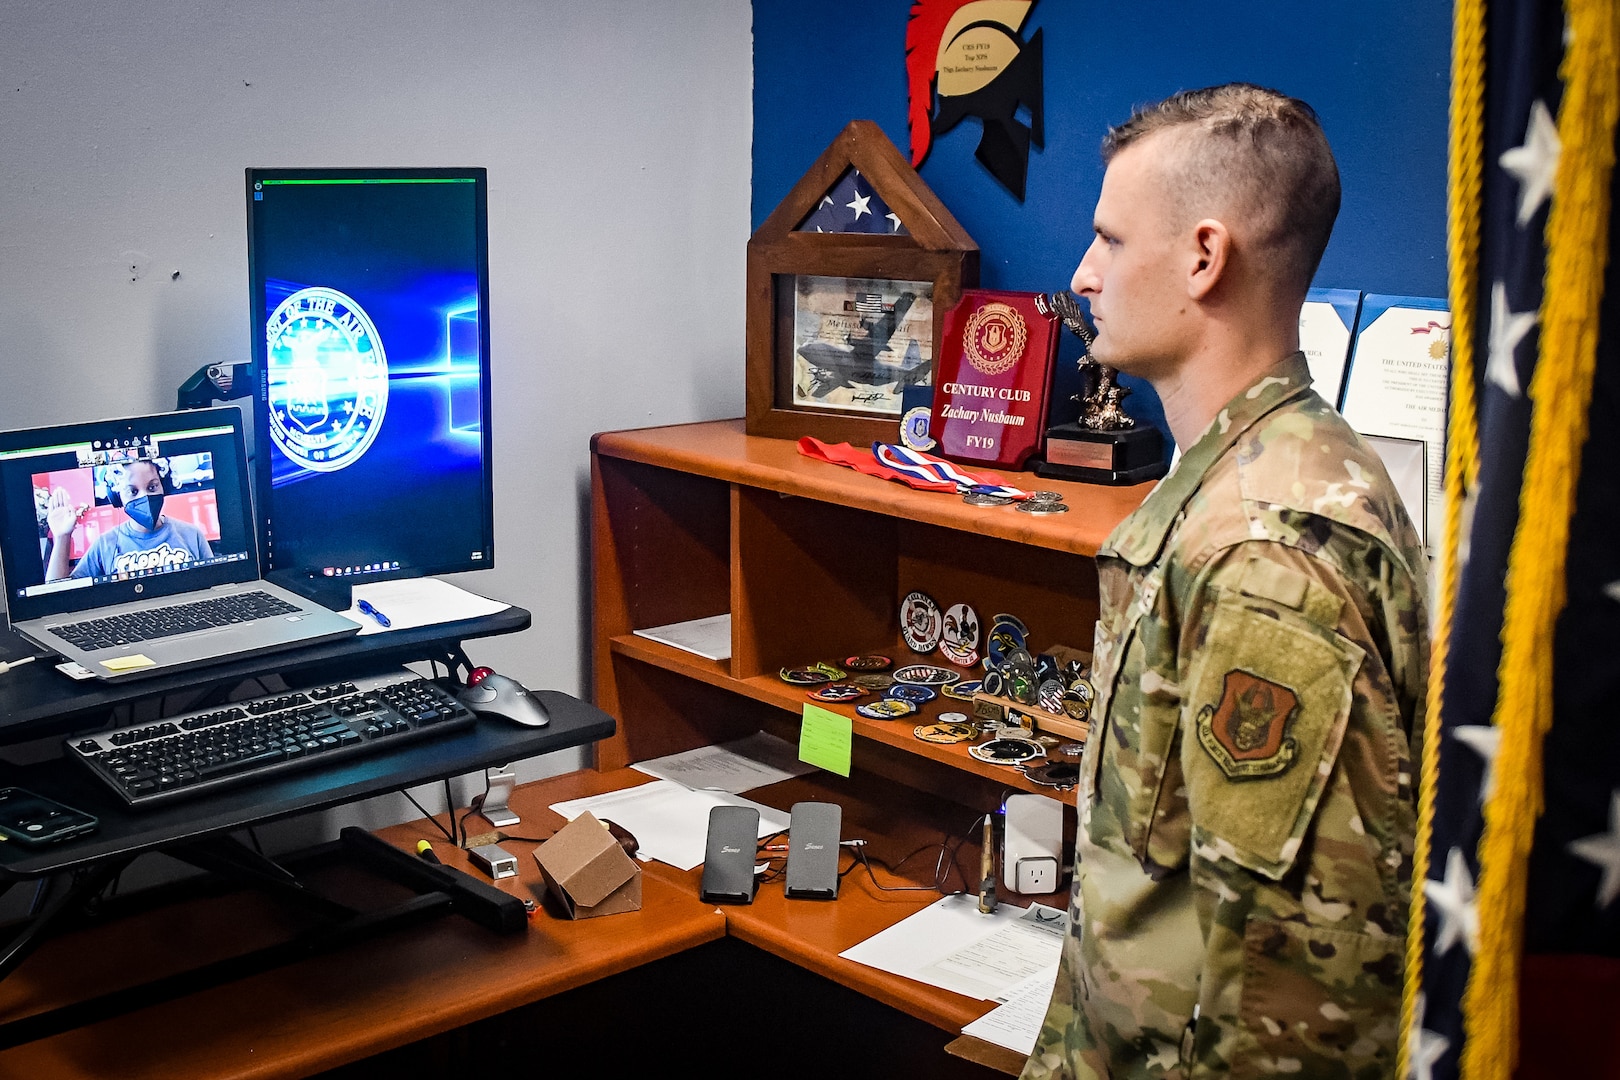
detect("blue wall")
[752,1,1451,437]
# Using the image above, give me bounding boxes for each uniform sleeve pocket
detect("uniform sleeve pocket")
[1182,601,1363,879]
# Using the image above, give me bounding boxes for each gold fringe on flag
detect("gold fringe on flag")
[1462,2,1619,1078]
[1399,0,1487,1072]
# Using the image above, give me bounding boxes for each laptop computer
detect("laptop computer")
[0,407,360,680]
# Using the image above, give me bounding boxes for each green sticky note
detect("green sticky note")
[799,704,853,777]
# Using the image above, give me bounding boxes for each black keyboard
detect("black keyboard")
[53,590,300,652]
[67,669,476,808]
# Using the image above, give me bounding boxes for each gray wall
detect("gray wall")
[0,1,751,844]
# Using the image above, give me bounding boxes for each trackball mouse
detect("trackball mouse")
[457,669,551,727]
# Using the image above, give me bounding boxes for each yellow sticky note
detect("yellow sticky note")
[103,654,156,671]
[799,704,852,777]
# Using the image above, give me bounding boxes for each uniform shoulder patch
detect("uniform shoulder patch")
[1196,669,1300,779]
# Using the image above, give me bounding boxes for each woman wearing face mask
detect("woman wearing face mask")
[44,457,213,582]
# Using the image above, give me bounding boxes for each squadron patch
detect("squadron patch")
[1195,669,1300,780]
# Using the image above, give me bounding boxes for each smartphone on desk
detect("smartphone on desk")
[0,787,99,846]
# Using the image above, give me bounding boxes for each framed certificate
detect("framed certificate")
[1339,295,1450,551]
[1299,288,1363,409]
[1363,433,1428,547]
[746,120,978,444]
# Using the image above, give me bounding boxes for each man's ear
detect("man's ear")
[1187,219,1230,300]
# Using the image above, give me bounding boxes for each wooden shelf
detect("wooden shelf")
[591,418,1149,799]
[592,419,1151,557]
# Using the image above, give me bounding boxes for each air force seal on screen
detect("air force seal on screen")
[266,286,388,473]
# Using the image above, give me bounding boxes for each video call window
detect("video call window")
[32,452,219,584]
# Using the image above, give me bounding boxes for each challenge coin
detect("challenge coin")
[914,720,975,744]
[779,667,833,686]
[850,673,895,691]
[888,683,938,705]
[808,684,866,703]
[892,664,961,686]
[991,612,1029,636]
[900,590,944,654]
[1022,761,1080,789]
[968,737,1046,765]
[857,698,919,720]
[939,602,981,667]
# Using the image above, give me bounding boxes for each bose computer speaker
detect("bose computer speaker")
[784,801,842,900]
[700,805,760,904]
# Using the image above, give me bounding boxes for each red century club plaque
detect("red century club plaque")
[929,290,1058,469]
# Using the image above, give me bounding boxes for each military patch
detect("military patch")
[1195,669,1300,779]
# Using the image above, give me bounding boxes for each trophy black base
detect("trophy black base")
[266,568,353,613]
[1033,424,1168,486]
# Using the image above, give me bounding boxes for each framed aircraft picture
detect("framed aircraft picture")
[746,120,978,444]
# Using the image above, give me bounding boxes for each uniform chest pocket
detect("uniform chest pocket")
[1082,579,1185,870]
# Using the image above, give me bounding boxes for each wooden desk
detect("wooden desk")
[0,763,1042,1078]
[0,840,723,1079]
[498,767,1052,1066]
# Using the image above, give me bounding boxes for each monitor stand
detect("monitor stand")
[266,568,353,613]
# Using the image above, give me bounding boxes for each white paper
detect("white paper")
[549,778,791,871]
[344,577,510,635]
[632,613,732,661]
[1299,296,1355,407]
[839,893,1066,1001]
[961,961,1061,1055]
[631,731,814,793]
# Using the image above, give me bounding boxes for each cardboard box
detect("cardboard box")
[533,811,642,919]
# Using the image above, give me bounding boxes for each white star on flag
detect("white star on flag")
[1452,724,1502,804]
[846,191,872,219]
[887,211,903,233]
[1456,481,1480,573]
[1424,847,1480,956]
[1568,790,1620,909]
[1499,98,1560,226]
[1486,281,1535,397]
[1407,992,1451,1080]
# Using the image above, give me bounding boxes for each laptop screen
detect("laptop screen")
[0,408,260,624]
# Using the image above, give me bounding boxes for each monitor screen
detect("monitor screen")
[0,409,258,622]
[245,167,494,585]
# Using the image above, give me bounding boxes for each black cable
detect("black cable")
[443,779,459,846]
[402,788,457,844]
[457,769,497,847]
[853,813,985,896]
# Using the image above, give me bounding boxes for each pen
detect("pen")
[357,599,391,628]
[416,839,441,864]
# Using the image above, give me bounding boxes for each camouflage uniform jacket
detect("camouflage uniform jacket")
[1022,353,1429,1079]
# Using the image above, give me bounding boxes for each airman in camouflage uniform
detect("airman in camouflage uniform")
[1022,85,1429,1079]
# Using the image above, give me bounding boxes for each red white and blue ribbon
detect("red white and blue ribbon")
[872,443,1028,498]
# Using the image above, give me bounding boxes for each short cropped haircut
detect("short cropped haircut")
[1102,83,1341,297]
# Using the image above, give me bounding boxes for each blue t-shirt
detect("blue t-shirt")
[70,518,214,579]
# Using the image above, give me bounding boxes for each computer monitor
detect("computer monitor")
[244,167,494,588]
